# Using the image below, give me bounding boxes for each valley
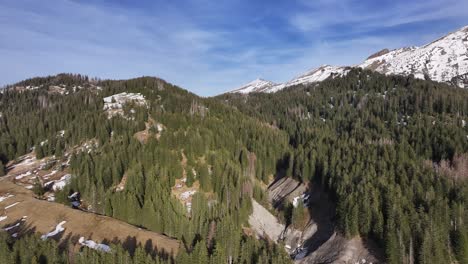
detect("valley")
[1,23,468,264]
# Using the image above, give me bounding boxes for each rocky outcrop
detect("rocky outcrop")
[248,199,285,241]
[249,177,383,263]
[268,177,306,206]
[366,48,390,60]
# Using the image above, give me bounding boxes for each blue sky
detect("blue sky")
[0,0,467,96]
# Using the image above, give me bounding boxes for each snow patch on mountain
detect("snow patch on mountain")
[229,79,277,94]
[229,66,349,94]
[103,92,147,118]
[359,26,468,87]
[0,194,14,203]
[283,65,350,88]
[52,174,72,191]
[79,237,112,253]
[41,221,66,240]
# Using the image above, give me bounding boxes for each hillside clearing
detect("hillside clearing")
[0,180,180,256]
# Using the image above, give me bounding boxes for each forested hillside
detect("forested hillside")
[220,69,468,263]
[1,70,468,263]
[0,74,291,263]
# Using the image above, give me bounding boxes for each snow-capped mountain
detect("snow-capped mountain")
[359,25,468,86]
[229,65,350,94]
[229,78,278,94]
[228,25,468,94]
[282,65,350,88]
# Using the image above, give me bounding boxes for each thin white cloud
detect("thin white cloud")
[290,0,467,34]
[0,0,466,96]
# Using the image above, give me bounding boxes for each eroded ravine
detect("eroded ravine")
[249,177,382,263]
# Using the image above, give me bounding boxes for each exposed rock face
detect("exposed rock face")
[366,48,390,60]
[268,177,306,206]
[452,72,468,89]
[248,199,286,242]
[248,177,383,263]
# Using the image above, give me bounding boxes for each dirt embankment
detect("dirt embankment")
[248,199,285,241]
[0,180,179,256]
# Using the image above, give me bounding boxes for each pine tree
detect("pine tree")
[186,168,195,187]
[454,229,468,264]
[35,144,45,159]
[211,244,226,264]
[198,164,211,192]
[32,177,45,197]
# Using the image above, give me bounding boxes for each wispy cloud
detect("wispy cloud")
[0,0,466,95]
[290,0,467,34]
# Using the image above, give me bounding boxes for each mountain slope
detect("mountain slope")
[0,74,292,263]
[221,69,468,263]
[279,65,350,90]
[228,25,468,94]
[359,25,468,87]
[229,78,277,94]
[230,65,350,94]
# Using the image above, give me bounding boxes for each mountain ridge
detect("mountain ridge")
[228,25,468,94]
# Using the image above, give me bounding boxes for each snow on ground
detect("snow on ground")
[58,130,65,137]
[292,194,310,207]
[229,66,349,94]
[68,192,79,199]
[0,194,14,202]
[41,221,66,240]
[359,26,468,87]
[5,202,20,209]
[103,93,146,109]
[26,85,41,90]
[180,190,196,200]
[47,194,55,202]
[79,237,112,253]
[0,216,7,222]
[9,156,36,170]
[157,123,164,132]
[103,92,147,118]
[15,171,32,180]
[43,170,58,179]
[281,65,350,89]
[229,79,277,94]
[49,85,67,95]
[52,174,71,191]
[3,222,20,231]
